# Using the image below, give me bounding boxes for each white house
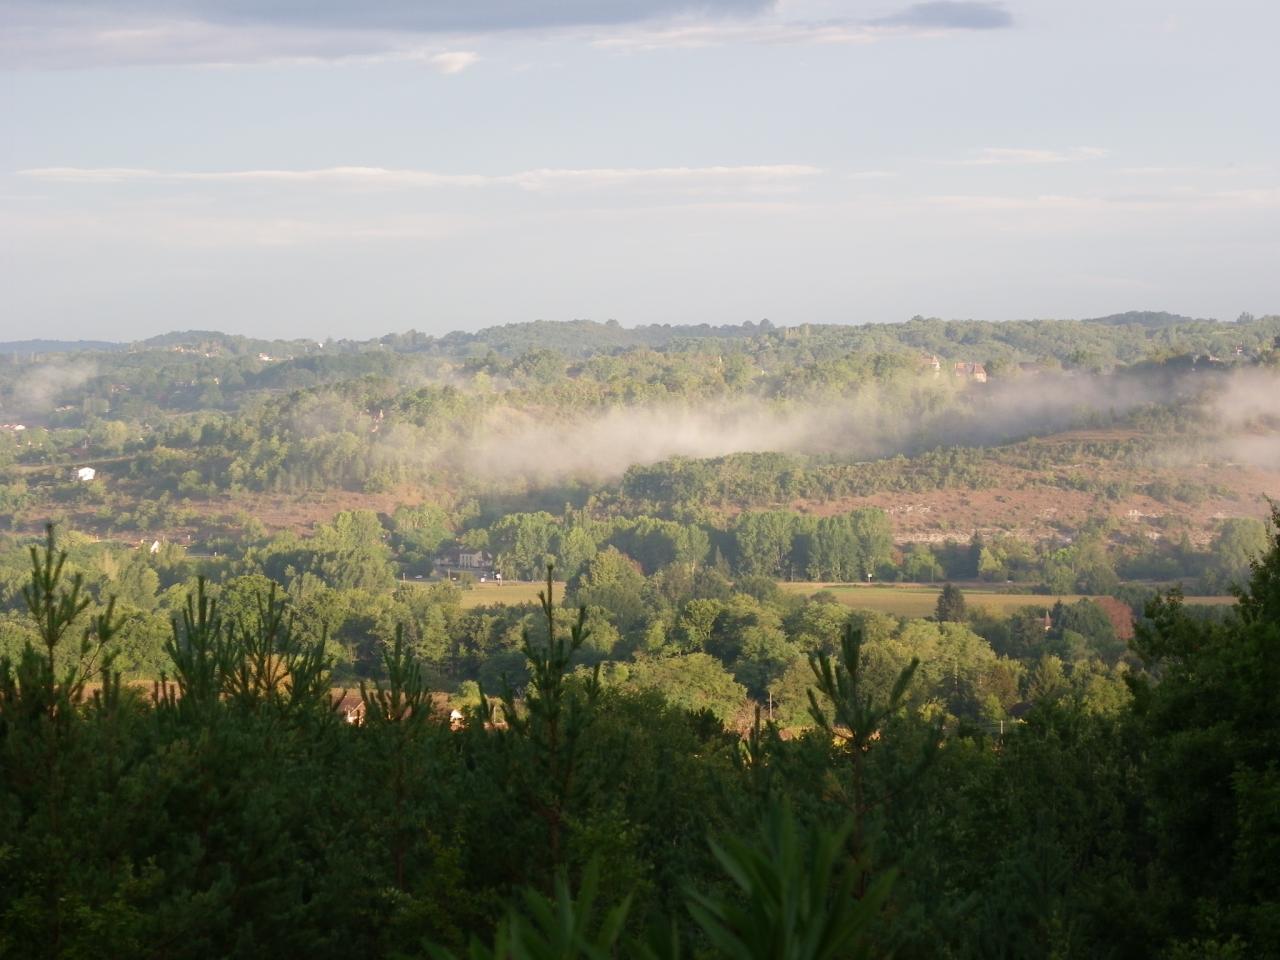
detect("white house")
[76,467,96,482]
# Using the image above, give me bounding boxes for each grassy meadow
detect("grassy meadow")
[444,579,1236,618]
[774,582,1234,618]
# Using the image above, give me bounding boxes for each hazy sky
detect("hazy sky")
[1,0,1277,341]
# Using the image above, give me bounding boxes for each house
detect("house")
[920,355,942,376]
[437,546,494,574]
[953,361,988,383]
[458,549,490,569]
[333,692,366,725]
[332,690,459,726]
[76,467,96,482]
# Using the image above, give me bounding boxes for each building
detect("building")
[76,467,96,482]
[435,546,496,580]
[953,361,988,383]
[457,549,490,569]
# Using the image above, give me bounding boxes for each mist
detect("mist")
[1210,367,1280,469]
[5,360,98,416]
[456,366,1280,482]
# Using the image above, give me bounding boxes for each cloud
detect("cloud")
[2,205,467,247]
[955,146,1109,165]
[18,163,823,192]
[428,49,478,73]
[3,0,775,34]
[876,2,1013,30]
[923,193,1097,211]
[0,0,775,66]
[592,19,879,49]
[919,186,1280,213]
[592,3,1013,51]
[1,0,1014,65]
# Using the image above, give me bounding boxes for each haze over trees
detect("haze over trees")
[1,314,1278,956]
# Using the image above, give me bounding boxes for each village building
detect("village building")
[76,467,96,482]
[436,545,495,578]
[953,361,988,383]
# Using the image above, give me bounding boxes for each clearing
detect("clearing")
[776,582,1234,618]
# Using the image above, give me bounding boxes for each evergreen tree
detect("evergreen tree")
[934,583,967,623]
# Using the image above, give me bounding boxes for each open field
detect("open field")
[435,578,1237,617]
[451,581,564,609]
[776,582,1236,618]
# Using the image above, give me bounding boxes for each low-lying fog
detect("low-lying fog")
[459,367,1280,481]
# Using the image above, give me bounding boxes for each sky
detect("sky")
[1,0,1277,342]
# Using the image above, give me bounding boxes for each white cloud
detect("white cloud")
[2,207,463,247]
[0,0,777,67]
[427,50,478,74]
[18,163,824,192]
[592,19,881,50]
[920,186,1280,213]
[952,146,1109,165]
[923,193,1098,211]
[0,0,1015,66]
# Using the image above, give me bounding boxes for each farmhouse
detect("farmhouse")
[437,545,494,576]
[953,361,988,383]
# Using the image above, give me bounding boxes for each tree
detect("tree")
[902,544,943,583]
[1207,516,1269,592]
[574,548,648,637]
[607,653,747,723]
[935,583,967,622]
[733,511,796,578]
[496,567,601,872]
[490,512,557,581]
[1128,503,1280,953]
[687,802,894,960]
[308,509,396,592]
[807,625,932,894]
[392,502,453,559]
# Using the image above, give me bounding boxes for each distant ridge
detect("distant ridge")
[1084,310,1206,327]
[0,339,123,355]
[5,312,1254,359]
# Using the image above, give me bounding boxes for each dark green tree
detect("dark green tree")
[934,583,967,623]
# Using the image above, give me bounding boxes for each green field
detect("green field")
[453,581,564,609]
[776,582,1234,618]
[435,578,1236,617]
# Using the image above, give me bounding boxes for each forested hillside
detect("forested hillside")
[2,315,1279,955]
[1,507,1277,957]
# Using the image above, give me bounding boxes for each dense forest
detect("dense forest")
[1,314,1277,688]
[1,314,1279,956]
[1,508,1277,957]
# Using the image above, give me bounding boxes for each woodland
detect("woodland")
[1,312,1279,956]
